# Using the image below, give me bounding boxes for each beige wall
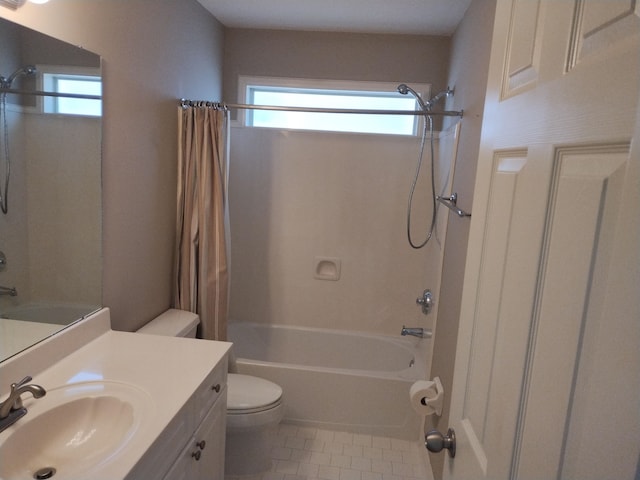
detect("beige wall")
[427,0,497,478]
[0,0,225,331]
[223,28,451,107]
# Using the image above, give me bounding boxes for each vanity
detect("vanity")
[0,308,232,480]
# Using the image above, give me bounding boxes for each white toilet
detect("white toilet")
[137,309,284,476]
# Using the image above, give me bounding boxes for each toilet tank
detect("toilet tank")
[136,309,199,338]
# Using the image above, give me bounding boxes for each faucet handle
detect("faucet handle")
[12,376,33,390]
[7,376,33,411]
[416,290,434,315]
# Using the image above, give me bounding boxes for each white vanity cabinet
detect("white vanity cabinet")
[164,387,227,480]
[0,309,233,480]
[127,354,229,480]
[163,360,228,480]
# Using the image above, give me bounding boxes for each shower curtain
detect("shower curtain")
[174,103,229,341]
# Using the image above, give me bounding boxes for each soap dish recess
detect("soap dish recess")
[314,257,341,281]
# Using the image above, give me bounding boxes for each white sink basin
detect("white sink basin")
[0,381,150,480]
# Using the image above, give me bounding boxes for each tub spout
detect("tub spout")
[0,285,17,296]
[401,326,432,339]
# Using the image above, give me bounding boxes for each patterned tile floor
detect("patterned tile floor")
[226,423,434,480]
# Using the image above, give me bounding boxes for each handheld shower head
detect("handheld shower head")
[397,84,409,95]
[397,83,429,111]
[0,65,37,89]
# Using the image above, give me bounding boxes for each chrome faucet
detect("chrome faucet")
[0,376,46,432]
[401,325,433,339]
[0,285,17,296]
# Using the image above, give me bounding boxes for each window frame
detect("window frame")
[237,76,430,136]
[36,64,102,117]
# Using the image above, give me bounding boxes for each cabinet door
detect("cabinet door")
[164,389,227,480]
[194,388,227,480]
[163,440,194,480]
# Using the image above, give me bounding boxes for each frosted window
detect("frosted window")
[246,86,420,136]
[43,73,101,117]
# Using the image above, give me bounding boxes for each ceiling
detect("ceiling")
[196,0,472,36]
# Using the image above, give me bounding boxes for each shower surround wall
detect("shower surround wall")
[225,28,454,337]
[229,126,455,337]
[0,108,101,310]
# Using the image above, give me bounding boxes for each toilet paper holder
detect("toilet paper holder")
[421,377,444,416]
[410,376,444,417]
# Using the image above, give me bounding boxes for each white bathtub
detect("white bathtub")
[228,322,430,440]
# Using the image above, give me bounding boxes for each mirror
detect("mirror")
[0,17,102,362]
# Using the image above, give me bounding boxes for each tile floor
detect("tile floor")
[226,423,434,480]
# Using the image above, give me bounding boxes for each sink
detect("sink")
[0,381,151,480]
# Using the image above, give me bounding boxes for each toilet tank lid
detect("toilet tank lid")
[137,309,199,337]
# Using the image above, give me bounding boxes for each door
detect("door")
[445,1,639,479]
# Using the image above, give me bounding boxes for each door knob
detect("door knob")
[425,428,456,458]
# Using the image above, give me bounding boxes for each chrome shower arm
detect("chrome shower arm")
[0,285,17,296]
[427,87,454,108]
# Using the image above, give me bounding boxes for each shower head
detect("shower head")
[0,65,37,89]
[397,83,429,111]
[397,83,456,112]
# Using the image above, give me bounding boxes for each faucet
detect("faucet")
[0,285,17,296]
[401,325,433,339]
[0,376,46,432]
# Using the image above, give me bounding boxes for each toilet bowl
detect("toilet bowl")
[136,309,284,476]
[225,373,284,475]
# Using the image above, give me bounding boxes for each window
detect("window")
[240,77,429,136]
[38,65,102,117]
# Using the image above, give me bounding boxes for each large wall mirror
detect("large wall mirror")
[0,17,102,362]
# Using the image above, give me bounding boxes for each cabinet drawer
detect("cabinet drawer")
[193,355,227,423]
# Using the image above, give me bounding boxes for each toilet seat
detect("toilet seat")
[227,373,283,414]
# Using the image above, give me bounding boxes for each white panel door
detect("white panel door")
[443,1,639,479]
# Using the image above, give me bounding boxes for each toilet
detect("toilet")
[225,373,284,474]
[137,309,284,476]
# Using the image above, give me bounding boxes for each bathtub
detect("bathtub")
[228,322,430,440]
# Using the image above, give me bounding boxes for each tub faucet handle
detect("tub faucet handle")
[416,289,433,315]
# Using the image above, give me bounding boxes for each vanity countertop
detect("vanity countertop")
[0,308,232,480]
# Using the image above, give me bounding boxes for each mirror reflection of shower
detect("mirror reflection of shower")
[0,65,37,214]
[397,83,454,249]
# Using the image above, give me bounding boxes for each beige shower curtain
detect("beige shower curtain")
[174,103,229,341]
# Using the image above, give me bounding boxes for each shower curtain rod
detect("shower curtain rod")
[179,99,464,117]
[0,88,101,100]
